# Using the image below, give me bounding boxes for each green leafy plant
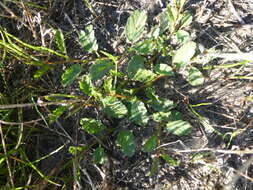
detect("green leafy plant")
[142,135,158,153]
[1,0,252,188]
[53,1,204,160]
[80,118,106,135]
[116,129,136,157]
[0,1,209,184]
[125,10,147,43]
[79,25,98,53]
[93,147,107,164]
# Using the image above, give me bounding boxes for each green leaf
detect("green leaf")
[160,153,178,166]
[142,135,158,152]
[167,6,177,23]
[156,36,167,54]
[34,65,51,79]
[166,120,192,136]
[180,0,187,8]
[127,55,145,78]
[176,30,190,43]
[154,64,174,76]
[158,10,170,34]
[80,118,106,134]
[90,60,114,82]
[55,29,67,55]
[187,67,204,86]
[152,111,171,122]
[69,146,87,155]
[125,10,147,43]
[79,25,98,53]
[49,106,68,123]
[79,75,101,98]
[131,39,156,55]
[79,75,93,95]
[178,0,187,10]
[145,90,175,112]
[127,55,155,82]
[168,111,183,121]
[129,100,149,126]
[134,69,156,82]
[179,12,193,29]
[148,25,160,38]
[149,157,160,176]
[93,147,107,164]
[145,87,157,99]
[102,96,128,119]
[61,64,82,87]
[103,77,113,93]
[172,41,196,64]
[116,129,136,157]
[153,111,183,123]
[150,98,175,112]
[111,70,124,78]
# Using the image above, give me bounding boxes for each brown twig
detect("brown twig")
[0,124,15,187]
[176,148,253,155]
[0,99,84,109]
[0,118,42,126]
[227,0,245,24]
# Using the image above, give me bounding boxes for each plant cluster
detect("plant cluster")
[1,0,253,189]
[56,0,205,162]
[0,0,208,184]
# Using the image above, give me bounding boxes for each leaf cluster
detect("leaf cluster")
[40,0,206,168]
